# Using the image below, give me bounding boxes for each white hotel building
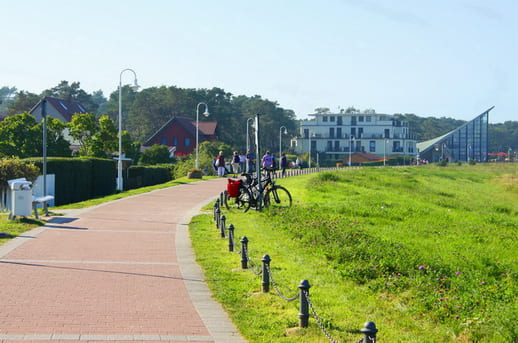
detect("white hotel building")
[292,112,417,161]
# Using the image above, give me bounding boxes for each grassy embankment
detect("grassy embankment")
[190,164,517,342]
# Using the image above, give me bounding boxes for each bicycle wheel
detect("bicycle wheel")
[225,187,251,212]
[264,185,292,209]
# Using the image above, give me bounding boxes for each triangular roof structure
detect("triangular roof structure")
[144,116,217,146]
[29,96,88,122]
[416,107,494,155]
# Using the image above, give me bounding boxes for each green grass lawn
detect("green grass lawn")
[190,164,517,342]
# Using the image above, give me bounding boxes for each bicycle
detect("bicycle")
[225,170,292,212]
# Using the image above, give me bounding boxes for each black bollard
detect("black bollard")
[215,207,221,229]
[240,236,248,269]
[361,321,378,342]
[220,215,226,238]
[298,279,311,328]
[262,255,271,293]
[228,224,234,252]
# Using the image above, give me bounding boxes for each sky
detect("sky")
[1,0,517,123]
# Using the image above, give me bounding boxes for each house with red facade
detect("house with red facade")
[143,116,218,156]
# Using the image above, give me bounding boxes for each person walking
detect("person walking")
[280,153,288,177]
[239,151,246,173]
[246,149,255,173]
[216,151,226,177]
[262,151,273,170]
[231,151,241,176]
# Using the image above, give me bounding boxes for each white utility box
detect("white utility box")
[8,178,33,218]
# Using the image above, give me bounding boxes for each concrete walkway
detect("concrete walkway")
[0,178,246,343]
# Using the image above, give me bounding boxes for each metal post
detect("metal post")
[220,215,226,238]
[361,321,378,342]
[228,224,234,252]
[240,236,248,269]
[298,279,311,328]
[41,98,48,216]
[255,114,262,210]
[262,255,271,293]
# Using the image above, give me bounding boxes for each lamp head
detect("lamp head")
[131,78,140,91]
[203,108,210,117]
[283,128,288,135]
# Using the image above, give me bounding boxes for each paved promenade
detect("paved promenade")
[0,178,246,343]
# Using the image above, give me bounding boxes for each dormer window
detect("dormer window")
[59,102,68,110]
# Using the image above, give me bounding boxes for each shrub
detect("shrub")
[0,158,40,192]
[126,165,172,189]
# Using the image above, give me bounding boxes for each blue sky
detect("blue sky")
[1,0,516,123]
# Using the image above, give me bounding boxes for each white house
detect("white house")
[292,112,417,160]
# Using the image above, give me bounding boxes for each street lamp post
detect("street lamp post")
[195,102,209,169]
[246,117,254,153]
[118,68,139,192]
[308,132,311,168]
[279,126,287,162]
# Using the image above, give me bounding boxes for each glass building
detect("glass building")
[417,107,492,163]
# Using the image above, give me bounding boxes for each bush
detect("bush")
[0,158,40,192]
[126,165,173,189]
[140,145,172,165]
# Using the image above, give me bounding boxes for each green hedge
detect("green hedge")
[126,165,173,190]
[24,157,116,205]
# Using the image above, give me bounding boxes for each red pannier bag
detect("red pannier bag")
[227,179,242,198]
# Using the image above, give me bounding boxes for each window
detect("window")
[59,102,68,110]
[337,116,343,125]
[359,116,364,122]
[330,116,335,122]
[173,137,178,146]
[351,127,356,137]
[77,104,86,112]
[336,128,342,138]
[358,128,363,138]
[384,129,390,138]
[184,137,191,147]
[323,116,328,122]
[329,127,335,138]
[160,137,167,145]
[303,129,309,138]
[370,141,376,152]
[327,141,332,150]
[366,116,372,122]
[334,141,340,151]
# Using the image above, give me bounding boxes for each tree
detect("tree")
[7,91,39,115]
[41,81,99,113]
[345,106,360,114]
[0,113,40,157]
[90,115,118,158]
[140,145,171,165]
[68,113,98,156]
[0,86,17,113]
[37,117,71,157]
[314,107,331,114]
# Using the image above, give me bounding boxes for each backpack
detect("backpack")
[233,154,240,163]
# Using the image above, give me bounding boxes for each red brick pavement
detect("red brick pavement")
[0,178,245,343]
